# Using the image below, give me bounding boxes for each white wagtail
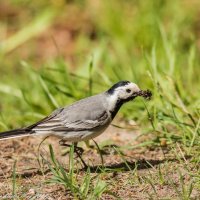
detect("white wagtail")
[0,81,151,166]
[0,80,151,142]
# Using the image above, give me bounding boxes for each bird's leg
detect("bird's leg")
[59,140,84,155]
[59,140,88,169]
[73,142,84,155]
[74,142,88,169]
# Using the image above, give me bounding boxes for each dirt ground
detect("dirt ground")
[0,122,199,200]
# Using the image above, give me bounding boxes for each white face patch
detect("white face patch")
[106,82,140,112]
[114,82,140,99]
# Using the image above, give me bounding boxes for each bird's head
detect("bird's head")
[105,80,152,119]
[106,80,141,102]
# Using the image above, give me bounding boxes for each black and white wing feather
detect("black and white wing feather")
[0,93,111,141]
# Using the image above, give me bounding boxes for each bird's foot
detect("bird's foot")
[59,140,88,169]
[74,146,84,156]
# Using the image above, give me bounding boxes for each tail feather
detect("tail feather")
[0,128,32,140]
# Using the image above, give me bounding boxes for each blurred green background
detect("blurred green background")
[0,0,200,146]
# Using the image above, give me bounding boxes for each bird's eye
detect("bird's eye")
[126,89,131,93]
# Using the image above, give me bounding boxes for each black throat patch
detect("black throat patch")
[109,96,136,119]
[109,99,123,119]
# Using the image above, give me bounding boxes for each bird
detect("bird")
[0,80,151,142]
[0,80,151,167]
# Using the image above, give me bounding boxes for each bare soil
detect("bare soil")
[0,123,199,199]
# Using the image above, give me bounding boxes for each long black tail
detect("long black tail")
[0,128,32,140]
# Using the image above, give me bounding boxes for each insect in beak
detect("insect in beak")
[132,89,152,100]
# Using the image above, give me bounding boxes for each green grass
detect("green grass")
[46,144,113,199]
[0,0,200,199]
